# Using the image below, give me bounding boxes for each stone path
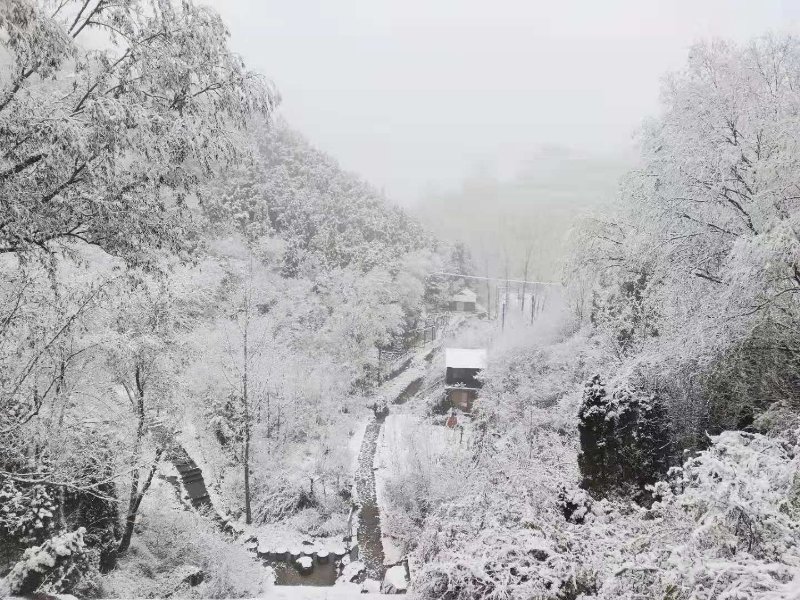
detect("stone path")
[354,415,386,581]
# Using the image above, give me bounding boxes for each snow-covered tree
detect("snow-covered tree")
[570,34,800,441]
[0,0,275,265]
[206,122,430,275]
[577,375,672,502]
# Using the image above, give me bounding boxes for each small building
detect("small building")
[445,348,487,411]
[448,288,477,312]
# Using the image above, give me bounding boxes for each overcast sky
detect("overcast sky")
[206,0,800,204]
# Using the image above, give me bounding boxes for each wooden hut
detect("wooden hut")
[445,348,487,411]
[448,288,477,312]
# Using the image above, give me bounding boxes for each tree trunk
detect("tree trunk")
[504,257,510,310]
[118,451,161,553]
[244,422,251,524]
[243,282,252,526]
[118,365,162,554]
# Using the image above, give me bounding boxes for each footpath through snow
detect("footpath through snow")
[352,338,442,589]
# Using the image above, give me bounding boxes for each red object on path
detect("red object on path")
[446,413,458,428]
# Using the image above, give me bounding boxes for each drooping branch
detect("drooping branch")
[679,213,739,237]
[0,67,37,113]
[4,281,108,411]
[692,269,724,285]
[70,0,108,39]
[0,153,44,182]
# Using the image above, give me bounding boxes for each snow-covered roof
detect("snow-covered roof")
[446,348,487,369]
[451,288,477,303]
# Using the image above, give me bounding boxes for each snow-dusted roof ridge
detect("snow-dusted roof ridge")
[445,347,487,369]
[451,288,477,302]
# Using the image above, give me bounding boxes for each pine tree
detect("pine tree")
[577,375,612,494]
[633,390,673,493]
[578,376,673,501]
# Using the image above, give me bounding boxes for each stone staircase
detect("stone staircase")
[171,448,212,510]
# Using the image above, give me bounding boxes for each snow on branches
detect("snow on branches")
[577,375,672,502]
[0,0,277,265]
[0,479,57,543]
[0,527,87,596]
[416,424,800,600]
[610,429,800,600]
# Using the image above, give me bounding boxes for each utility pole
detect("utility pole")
[521,242,533,314]
[484,256,491,318]
[242,258,252,526]
[531,292,535,325]
[504,253,510,314]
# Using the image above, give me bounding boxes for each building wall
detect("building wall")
[448,301,476,312]
[447,388,478,411]
[446,367,482,388]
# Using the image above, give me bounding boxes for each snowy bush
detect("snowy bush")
[416,425,800,600]
[558,486,593,524]
[0,479,58,544]
[412,448,599,600]
[0,527,87,596]
[598,429,800,599]
[380,416,472,543]
[662,430,800,561]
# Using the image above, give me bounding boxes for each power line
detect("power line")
[433,272,561,287]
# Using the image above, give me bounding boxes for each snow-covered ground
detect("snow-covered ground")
[349,420,368,475]
[374,413,471,560]
[250,522,353,557]
[372,345,435,408]
[262,586,397,599]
